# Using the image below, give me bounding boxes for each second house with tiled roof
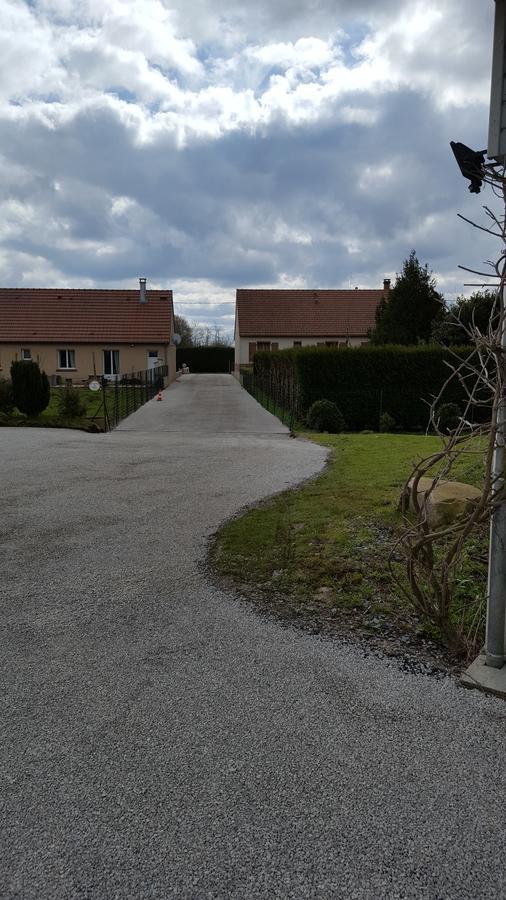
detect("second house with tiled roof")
[0,279,176,385]
[234,281,391,374]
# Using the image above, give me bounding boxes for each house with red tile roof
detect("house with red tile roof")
[234,281,390,373]
[0,280,176,384]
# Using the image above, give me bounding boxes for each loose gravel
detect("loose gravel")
[1,374,506,900]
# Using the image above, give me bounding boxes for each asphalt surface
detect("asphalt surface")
[1,373,506,899]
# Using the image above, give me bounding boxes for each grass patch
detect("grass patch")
[2,385,150,431]
[211,432,487,656]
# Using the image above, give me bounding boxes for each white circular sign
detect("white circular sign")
[89,381,101,392]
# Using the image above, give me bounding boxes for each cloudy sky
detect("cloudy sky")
[0,0,498,338]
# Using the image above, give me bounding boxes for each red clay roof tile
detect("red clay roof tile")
[0,289,173,343]
[236,288,385,337]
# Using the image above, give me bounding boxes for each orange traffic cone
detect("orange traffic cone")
[156,390,163,401]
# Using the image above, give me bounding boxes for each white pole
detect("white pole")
[486,282,506,667]
[484,1,506,666]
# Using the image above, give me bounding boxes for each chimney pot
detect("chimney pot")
[383,278,391,292]
[139,277,147,303]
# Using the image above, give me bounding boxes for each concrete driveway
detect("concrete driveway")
[1,374,506,899]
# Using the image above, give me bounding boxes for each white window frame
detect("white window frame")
[103,349,120,376]
[57,349,76,369]
[21,348,32,361]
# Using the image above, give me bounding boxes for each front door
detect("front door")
[147,350,159,370]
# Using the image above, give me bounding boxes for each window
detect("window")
[21,348,32,361]
[257,342,271,351]
[58,349,76,369]
[293,341,302,347]
[103,349,120,376]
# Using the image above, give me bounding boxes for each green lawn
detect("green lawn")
[5,385,150,430]
[211,432,487,651]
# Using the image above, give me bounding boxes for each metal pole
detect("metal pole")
[486,284,506,667]
[101,376,109,431]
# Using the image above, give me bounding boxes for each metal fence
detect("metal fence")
[242,370,296,430]
[94,365,168,431]
[241,370,476,432]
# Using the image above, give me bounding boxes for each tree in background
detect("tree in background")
[10,360,50,416]
[191,323,232,347]
[370,250,444,345]
[431,290,498,345]
[174,314,193,347]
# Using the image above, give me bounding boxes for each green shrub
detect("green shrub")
[253,344,479,432]
[10,360,50,416]
[57,385,87,420]
[436,402,461,433]
[0,379,14,414]
[379,412,396,432]
[306,399,345,433]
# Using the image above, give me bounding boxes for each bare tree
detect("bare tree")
[390,162,506,658]
[174,314,193,348]
[191,322,232,347]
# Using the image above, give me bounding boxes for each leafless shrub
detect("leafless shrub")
[389,165,506,657]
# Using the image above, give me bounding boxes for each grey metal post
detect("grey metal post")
[484,0,506,666]
[486,285,506,667]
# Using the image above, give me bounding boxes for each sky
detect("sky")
[0,0,499,339]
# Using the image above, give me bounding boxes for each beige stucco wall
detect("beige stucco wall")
[234,335,368,371]
[0,343,177,384]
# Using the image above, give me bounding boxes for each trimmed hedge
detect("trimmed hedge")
[176,347,234,373]
[253,345,482,431]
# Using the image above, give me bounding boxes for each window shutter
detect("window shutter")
[249,342,257,362]
[271,342,279,351]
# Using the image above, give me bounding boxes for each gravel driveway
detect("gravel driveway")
[1,374,506,899]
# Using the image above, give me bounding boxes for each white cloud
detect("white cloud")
[0,0,498,335]
[0,0,64,101]
[247,37,337,71]
[100,0,202,77]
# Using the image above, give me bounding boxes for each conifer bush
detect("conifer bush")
[10,360,50,416]
[57,385,87,420]
[0,379,14,414]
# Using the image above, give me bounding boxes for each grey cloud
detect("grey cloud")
[170,0,490,51]
[0,83,494,302]
[0,0,498,333]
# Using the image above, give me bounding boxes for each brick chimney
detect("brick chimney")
[139,277,147,304]
[383,278,391,294]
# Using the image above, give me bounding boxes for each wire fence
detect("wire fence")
[93,365,168,431]
[241,370,483,432]
[242,370,297,429]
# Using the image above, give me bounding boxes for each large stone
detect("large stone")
[402,476,482,528]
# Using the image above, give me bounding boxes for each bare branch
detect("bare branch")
[457,213,502,237]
